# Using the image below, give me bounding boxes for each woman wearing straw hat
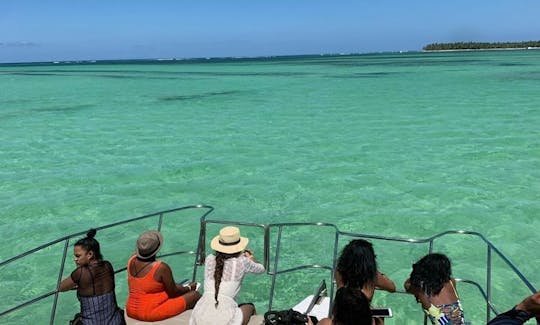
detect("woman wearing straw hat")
[125,230,201,321]
[190,226,265,325]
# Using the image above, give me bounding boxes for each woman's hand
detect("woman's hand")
[187,282,197,291]
[244,248,261,264]
[404,278,421,295]
[244,249,254,259]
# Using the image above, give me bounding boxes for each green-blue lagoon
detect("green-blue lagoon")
[1,51,539,324]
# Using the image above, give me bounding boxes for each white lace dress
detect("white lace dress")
[189,254,265,325]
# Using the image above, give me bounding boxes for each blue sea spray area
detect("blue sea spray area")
[1,51,539,324]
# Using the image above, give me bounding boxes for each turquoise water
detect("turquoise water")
[1,51,539,324]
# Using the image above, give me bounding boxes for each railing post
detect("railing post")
[263,225,270,271]
[192,219,207,281]
[487,245,492,322]
[157,213,164,231]
[268,225,283,311]
[328,230,340,318]
[51,238,70,325]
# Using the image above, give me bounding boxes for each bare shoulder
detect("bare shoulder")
[318,317,333,325]
[517,290,540,315]
[157,260,171,273]
[153,260,172,279]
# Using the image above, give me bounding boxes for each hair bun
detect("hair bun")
[87,228,97,239]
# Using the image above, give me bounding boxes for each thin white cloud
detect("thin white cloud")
[0,41,39,47]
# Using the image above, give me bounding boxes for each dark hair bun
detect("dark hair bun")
[87,228,97,239]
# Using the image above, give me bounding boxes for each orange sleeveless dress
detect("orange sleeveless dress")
[126,255,187,321]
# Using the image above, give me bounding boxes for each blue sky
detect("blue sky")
[1,0,540,63]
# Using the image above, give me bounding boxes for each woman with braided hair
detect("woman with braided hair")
[190,226,265,325]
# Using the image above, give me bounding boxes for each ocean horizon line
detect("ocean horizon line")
[0,50,421,67]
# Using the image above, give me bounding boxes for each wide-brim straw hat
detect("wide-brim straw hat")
[211,226,249,254]
[136,230,164,259]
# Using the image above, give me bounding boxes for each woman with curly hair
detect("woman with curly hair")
[318,286,373,325]
[335,239,395,324]
[404,253,465,325]
[335,239,396,297]
[189,226,265,325]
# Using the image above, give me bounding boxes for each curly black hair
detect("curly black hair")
[409,253,452,296]
[336,239,377,289]
[74,229,103,261]
[332,286,372,325]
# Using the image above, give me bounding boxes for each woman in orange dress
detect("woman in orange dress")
[125,230,201,321]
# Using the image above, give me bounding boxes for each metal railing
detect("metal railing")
[1,205,537,324]
[334,229,537,324]
[195,218,537,323]
[0,204,214,324]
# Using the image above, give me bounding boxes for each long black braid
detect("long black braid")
[214,251,239,307]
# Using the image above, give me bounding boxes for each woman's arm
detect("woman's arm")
[244,250,265,273]
[157,262,192,298]
[404,278,430,309]
[59,275,77,292]
[375,271,396,293]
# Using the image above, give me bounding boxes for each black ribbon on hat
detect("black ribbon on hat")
[219,239,241,246]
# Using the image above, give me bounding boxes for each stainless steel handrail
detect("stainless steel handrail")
[1,206,537,324]
[266,222,340,317]
[265,226,537,323]
[0,204,214,324]
[0,204,213,268]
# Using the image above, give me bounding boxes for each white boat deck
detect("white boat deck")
[125,310,264,325]
[292,295,330,321]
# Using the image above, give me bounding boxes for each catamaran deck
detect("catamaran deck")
[0,204,537,324]
[124,310,264,325]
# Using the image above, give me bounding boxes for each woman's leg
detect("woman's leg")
[373,317,385,325]
[239,303,255,325]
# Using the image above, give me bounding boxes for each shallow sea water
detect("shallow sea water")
[1,51,539,324]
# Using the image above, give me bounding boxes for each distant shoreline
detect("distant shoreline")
[424,47,540,52]
[423,40,540,52]
[2,48,540,66]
